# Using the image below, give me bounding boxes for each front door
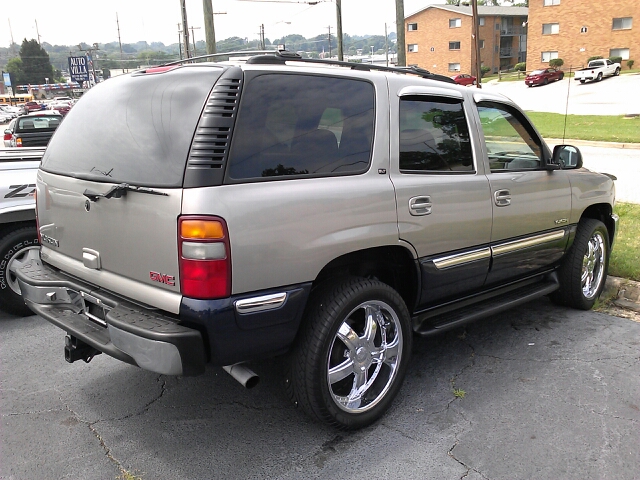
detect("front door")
[476,101,572,285]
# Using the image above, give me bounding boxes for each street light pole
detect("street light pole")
[336,0,343,61]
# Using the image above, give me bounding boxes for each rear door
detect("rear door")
[36,66,224,313]
[390,85,492,306]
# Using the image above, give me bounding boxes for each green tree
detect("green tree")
[19,38,54,84]
[6,57,26,85]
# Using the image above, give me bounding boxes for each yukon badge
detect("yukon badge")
[149,271,176,286]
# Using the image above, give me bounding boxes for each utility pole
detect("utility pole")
[259,24,265,50]
[471,0,482,88]
[8,19,15,55]
[335,0,343,61]
[327,26,332,58]
[190,26,201,56]
[116,13,124,67]
[203,0,216,55]
[177,24,183,60]
[180,0,191,59]
[385,23,389,67]
[35,19,42,45]
[395,0,406,66]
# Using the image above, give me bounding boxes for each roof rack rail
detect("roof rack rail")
[161,49,278,66]
[246,50,456,84]
[157,49,455,84]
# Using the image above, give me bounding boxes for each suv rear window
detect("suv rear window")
[226,74,375,180]
[40,66,224,187]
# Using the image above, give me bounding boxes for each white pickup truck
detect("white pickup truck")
[574,59,621,83]
[0,147,43,315]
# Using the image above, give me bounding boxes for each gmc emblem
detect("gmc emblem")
[149,271,176,286]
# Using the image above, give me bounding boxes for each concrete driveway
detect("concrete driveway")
[483,73,640,116]
[1,300,639,479]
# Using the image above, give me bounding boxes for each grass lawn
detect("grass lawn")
[525,112,640,143]
[609,202,640,282]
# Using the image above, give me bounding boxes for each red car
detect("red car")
[23,101,46,113]
[49,102,72,116]
[525,68,564,87]
[451,74,477,86]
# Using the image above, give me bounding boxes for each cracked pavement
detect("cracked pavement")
[1,298,639,479]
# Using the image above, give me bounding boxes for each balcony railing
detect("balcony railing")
[500,47,517,58]
[500,27,526,36]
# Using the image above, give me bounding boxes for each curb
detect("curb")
[603,276,640,313]
[545,138,640,150]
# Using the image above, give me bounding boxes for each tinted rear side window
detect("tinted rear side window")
[399,96,473,173]
[41,66,223,187]
[226,74,375,181]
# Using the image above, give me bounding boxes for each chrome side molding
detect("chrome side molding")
[235,292,287,314]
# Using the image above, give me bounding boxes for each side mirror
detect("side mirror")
[551,144,582,170]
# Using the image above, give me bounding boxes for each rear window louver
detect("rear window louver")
[184,67,243,188]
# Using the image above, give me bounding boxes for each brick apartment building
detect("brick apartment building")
[527,0,639,71]
[404,5,528,77]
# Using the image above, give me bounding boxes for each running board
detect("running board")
[413,274,559,337]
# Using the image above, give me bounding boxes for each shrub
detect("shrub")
[480,66,491,77]
[587,55,603,63]
[609,56,622,65]
[628,59,635,69]
[514,62,526,71]
[549,58,564,68]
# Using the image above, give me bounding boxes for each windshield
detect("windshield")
[17,116,60,130]
[41,65,224,187]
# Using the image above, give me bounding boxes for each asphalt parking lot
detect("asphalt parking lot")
[1,299,639,479]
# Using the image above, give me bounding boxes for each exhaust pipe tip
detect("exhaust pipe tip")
[223,364,259,389]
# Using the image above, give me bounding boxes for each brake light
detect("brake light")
[178,216,231,299]
[3,132,10,141]
[15,137,22,147]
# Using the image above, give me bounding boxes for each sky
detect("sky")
[1,0,441,50]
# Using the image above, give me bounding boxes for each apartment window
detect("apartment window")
[610,48,630,60]
[541,51,559,62]
[479,40,485,49]
[449,41,461,50]
[449,18,461,28]
[478,17,485,26]
[408,44,418,52]
[448,63,461,72]
[543,0,560,5]
[612,17,632,30]
[496,23,500,30]
[542,23,560,34]
[408,23,418,31]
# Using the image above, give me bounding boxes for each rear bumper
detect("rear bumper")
[16,258,206,376]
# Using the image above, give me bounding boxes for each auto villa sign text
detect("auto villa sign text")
[68,56,90,82]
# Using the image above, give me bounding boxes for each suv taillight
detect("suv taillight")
[178,216,231,299]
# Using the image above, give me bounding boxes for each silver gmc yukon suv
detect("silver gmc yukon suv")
[16,52,617,429]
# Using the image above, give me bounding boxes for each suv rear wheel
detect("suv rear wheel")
[287,277,412,429]
[553,219,609,310]
[0,227,40,316]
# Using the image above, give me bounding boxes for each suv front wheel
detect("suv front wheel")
[287,277,412,429]
[553,219,609,310]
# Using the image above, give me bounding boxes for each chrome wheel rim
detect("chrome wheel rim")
[6,246,39,295]
[327,300,403,414]
[582,231,606,300]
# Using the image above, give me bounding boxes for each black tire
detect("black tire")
[597,72,603,82]
[286,277,412,430]
[580,80,586,84]
[552,219,609,310]
[559,73,565,80]
[0,226,40,316]
[543,78,549,85]
[614,68,620,76]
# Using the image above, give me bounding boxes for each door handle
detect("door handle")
[494,189,511,207]
[409,196,432,216]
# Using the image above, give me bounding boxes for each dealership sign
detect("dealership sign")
[68,56,90,82]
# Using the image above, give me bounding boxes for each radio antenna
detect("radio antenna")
[562,66,572,142]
